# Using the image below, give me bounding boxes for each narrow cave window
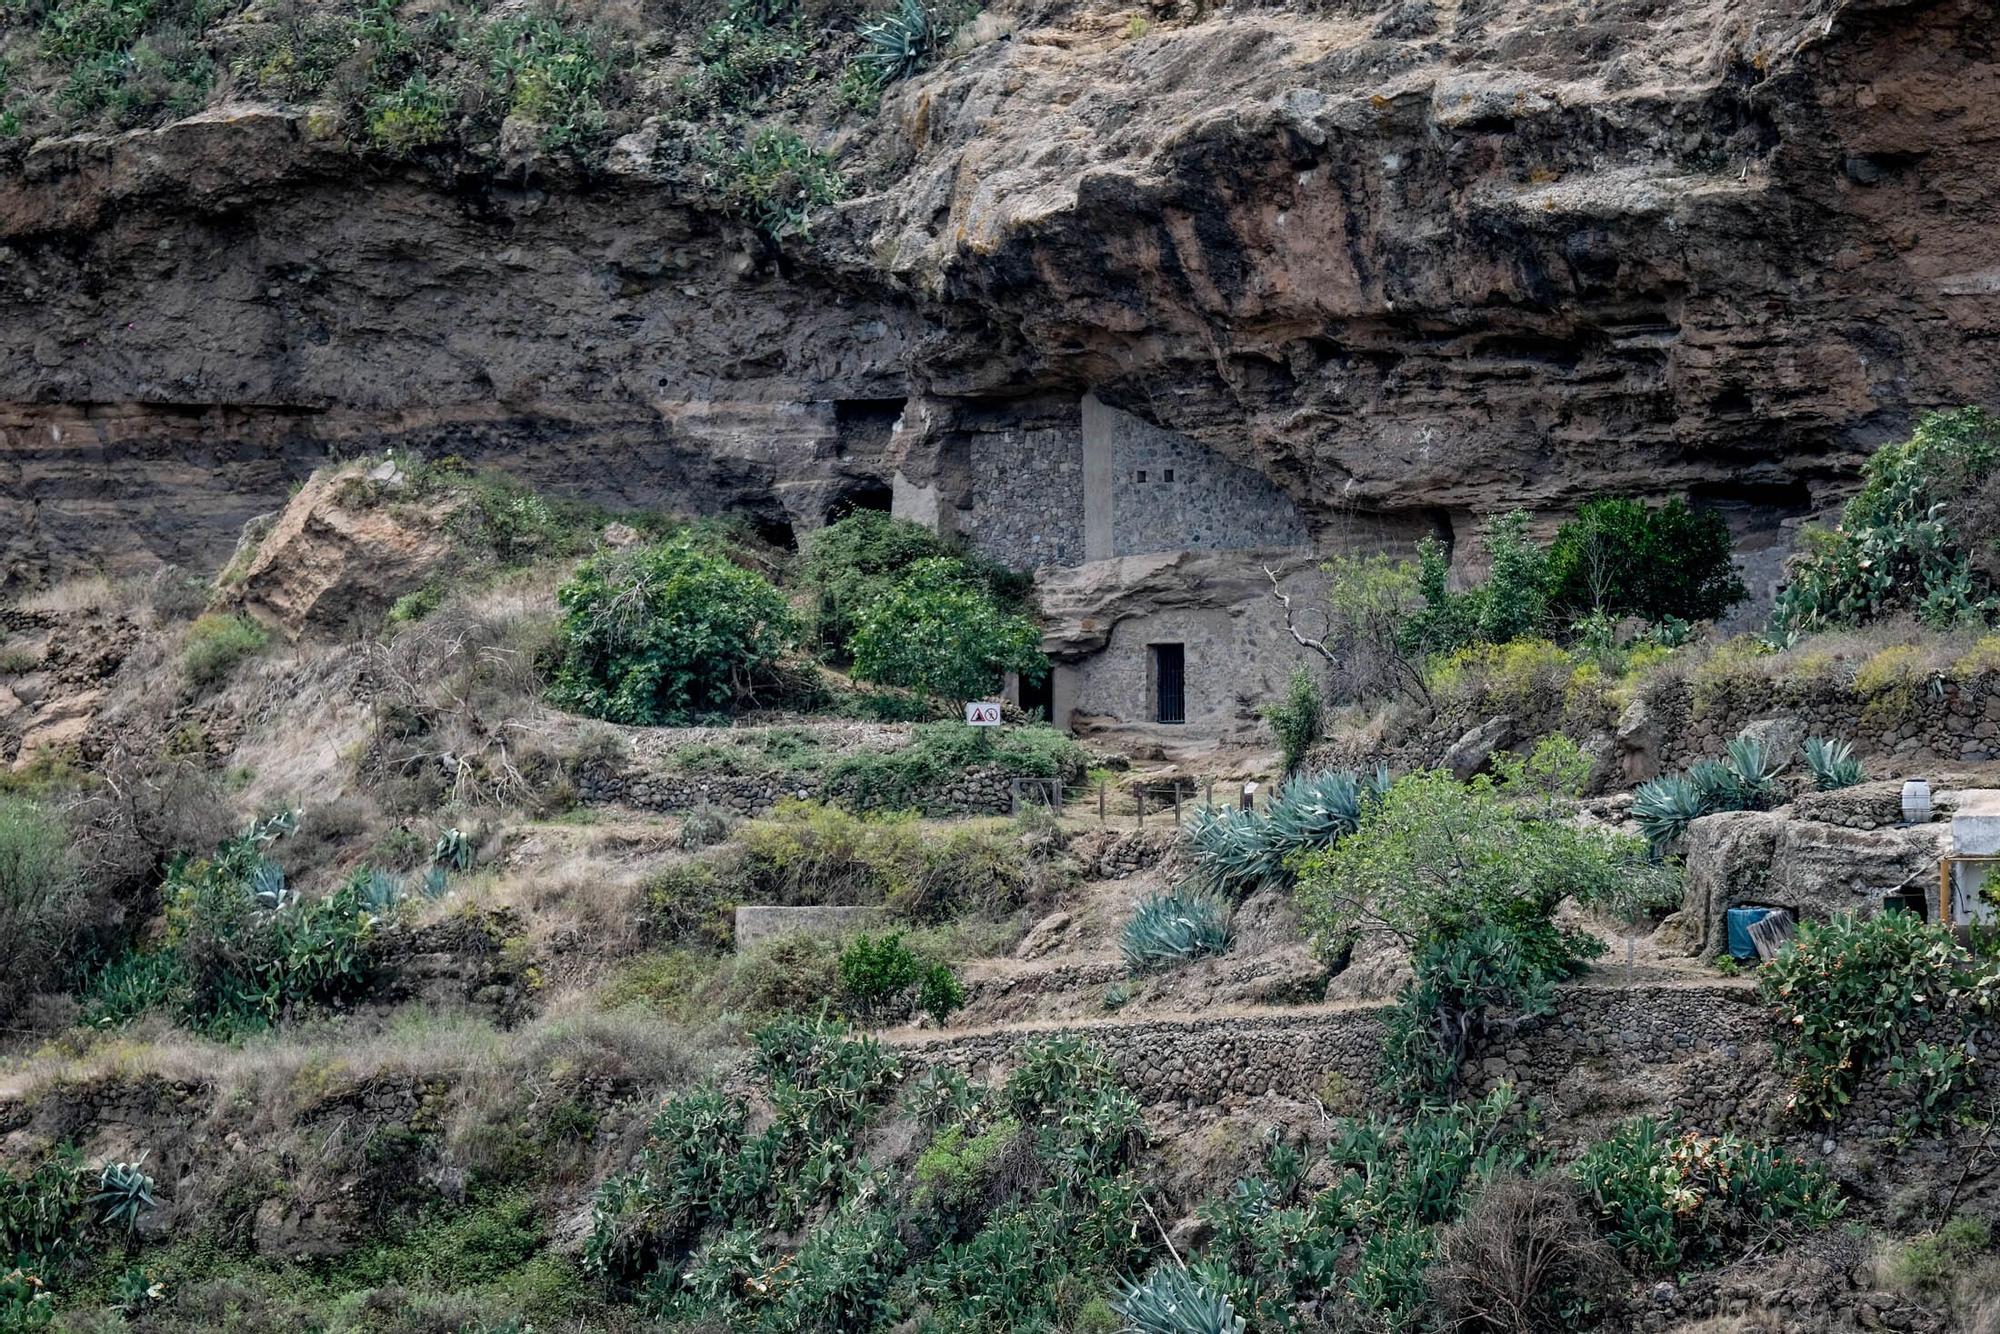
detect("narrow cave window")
[1151,643,1186,725]
[1163,468,1175,482]
[1134,470,1147,483]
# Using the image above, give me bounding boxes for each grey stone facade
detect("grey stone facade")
[954,393,1321,736]
[1083,394,1309,560]
[962,424,1088,568]
[960,395,1312,574]
[1058,559,1332,734]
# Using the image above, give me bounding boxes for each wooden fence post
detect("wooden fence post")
[1098,779,1106,824]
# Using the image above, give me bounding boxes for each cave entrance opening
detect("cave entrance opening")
[1018,668,1054,723]
[1150,643,1186,725]
[823,478,893,525]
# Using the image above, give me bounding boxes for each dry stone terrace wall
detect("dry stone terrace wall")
[1651,672,2000,770]
[1329,668,2000,790]
[572,759,1033,818]
[899,985,1847,1133]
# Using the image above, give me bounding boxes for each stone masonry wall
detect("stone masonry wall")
[1327,667,2000,793]
[572,760,1040,818]
[895,984,1956,1145]
[1093,397,1311,560]
[964,423,1088,569]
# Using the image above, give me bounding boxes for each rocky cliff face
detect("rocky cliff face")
[1,0,1995,587]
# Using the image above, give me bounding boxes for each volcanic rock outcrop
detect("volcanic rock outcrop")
[0,0,1995,587]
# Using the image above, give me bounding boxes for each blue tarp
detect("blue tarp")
[1726,907,1774,963]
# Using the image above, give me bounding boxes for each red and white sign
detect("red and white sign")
[964,701,1003,726]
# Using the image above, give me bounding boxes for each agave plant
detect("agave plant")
[1184,804,1281,897]
[248,859,288,911]
[352,868,403,914]
[1185,770,1372,897]
[1687,758,1742,813]
[1264,771,1365,851]
[1722,732,1787,809]
[1803,736,1865,791]
[1121,889,1233,974]
[855,0,945,87]
[433,827,473,872]
[1364,763,1395,803]
[92,1159,158,1233]
[1116,1264,1247,1334]
[418,864,452,900]
[1632,775,1706,854]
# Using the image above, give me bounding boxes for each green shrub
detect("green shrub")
[182,612,268,688]
[1762,910,1999,1126]
[1296,770,1661,974]
[913,1116,1020,1214]
[1317,551,1432,706]
[704,125,844,240]
[81,812,384,1036]
[481,13,615,152]
[1121,889,1232,974]
[915,960,966,1025]
[1297,770,1677,1095]
[1401,511,1549,657]
[800,511,955,658]
[849,557,1047,703]
[1261,666,1324,774]
[678,12,806,114]
[547,539,795,725]
[838,931,923,1009]
[0,1147,91,1276]
[1573,1118,1842,1273]
[1196,1089,1531,1330]
[1545,497,1746,626]
[1772,407,2000,639]
[1881,1216,1993,1299]
[822,723,1086,813]
[366,71,452,152]
[0,796,84,1024]
[1803,735,1865,790]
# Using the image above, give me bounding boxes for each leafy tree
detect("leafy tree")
[1545,497,1746,626]
[1399,511,1549,659]
[849,558,1046,702]
[801,511,953,659]
[802,512,1031,662]
[1772,407,2000,639]
[548,539,795,725]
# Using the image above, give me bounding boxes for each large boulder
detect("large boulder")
[1663,803,1948,958]
[1771,819,1946,927]
[1615,696,1667,785]
[225,466,462,638]
[1444,715,1515,782]
[1657,809,1787,958]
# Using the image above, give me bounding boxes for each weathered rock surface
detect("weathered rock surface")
[1662,802,1949,957]
[225,469,460,637]
[0,0,1996,588]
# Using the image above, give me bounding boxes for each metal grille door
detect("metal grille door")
[1152,644,1186,724]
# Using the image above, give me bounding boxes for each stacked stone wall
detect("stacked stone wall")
[1325,668,2000,790]
[573,760,1037,818]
